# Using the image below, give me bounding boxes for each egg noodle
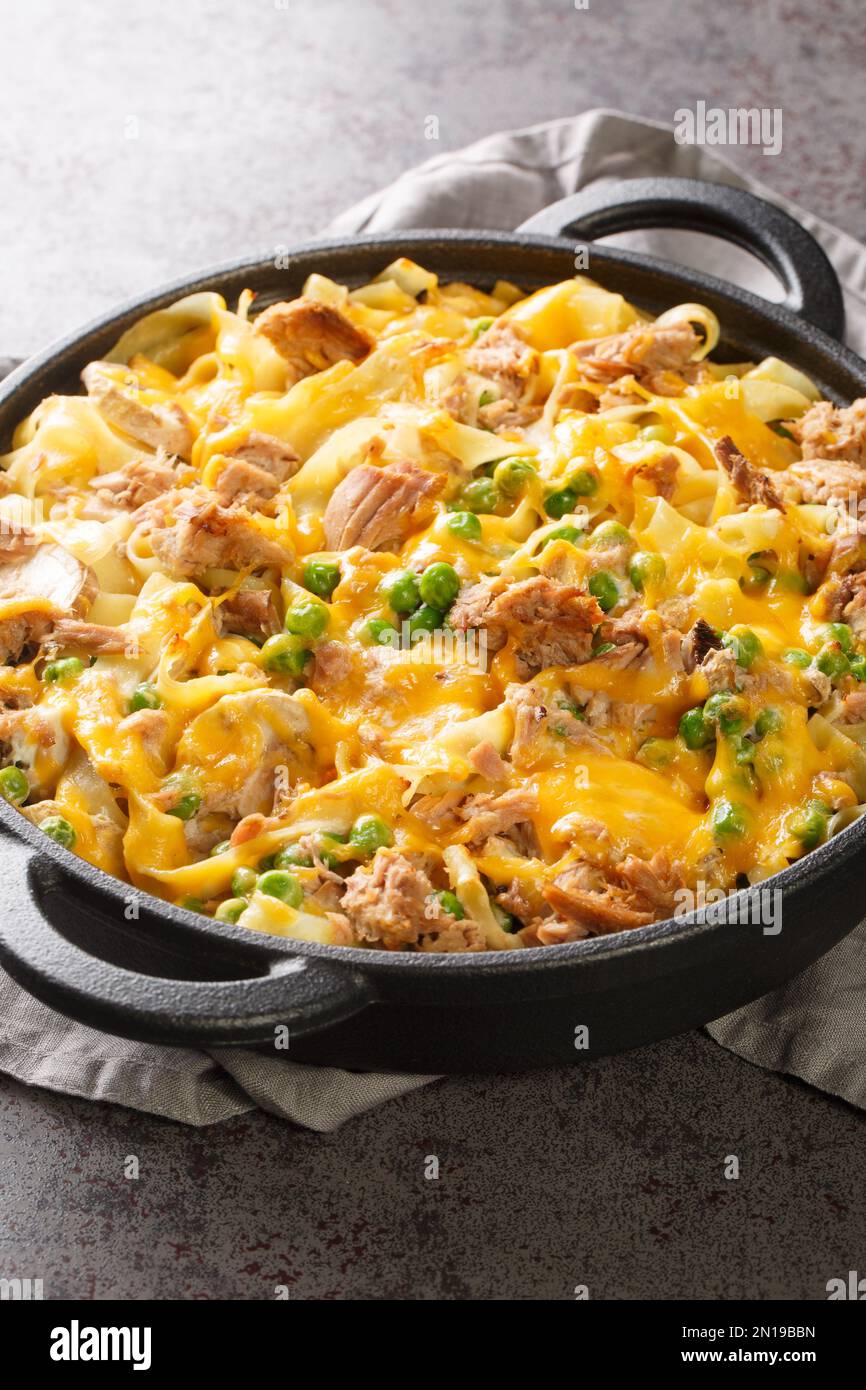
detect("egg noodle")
[2,258,866,951]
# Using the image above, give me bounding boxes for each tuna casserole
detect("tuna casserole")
[2,260,866,952]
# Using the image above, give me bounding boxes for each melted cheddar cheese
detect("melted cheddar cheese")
[2,259,865,951]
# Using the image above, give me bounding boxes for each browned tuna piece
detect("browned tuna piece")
[82,363,194,459]
[89,452,181,511]
[340,848,455,949]
[49,619,128,653]
[780,458,866,505]
[142,489,290,577]
[789,397,866,467]
[714,435,785,511]
[227,431,300,480]
[466,321,539,404]
[322,460,444,551]
[450,574,603,679]
[0,544,97,664]
[253,297,372,385]
[218,588,281,640]
[572,321,702,395]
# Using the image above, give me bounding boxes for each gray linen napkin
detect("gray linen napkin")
[2,108,865,1125]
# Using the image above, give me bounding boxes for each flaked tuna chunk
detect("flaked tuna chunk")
[0,543,97,664]
[226,431,300,481]
[571,321,702,395]
[218,588,281,640]
[543,861,655,935]
[626,450,679,499]
[88,451,181,512]
[504,680,608,770]
[714,435,785,510]
[322,460,444,551]
[450,574,603,679]
[615,851,685,918]
[253,297,373,385]
[48,619,128,653]
[780,458,866,505]
[212,457,281,511]
[455,787,539,849]
[789,397,866,467]
[466,321,539,404]
[82,363,194,459]
[468,739,510,781]
[141,488,290,577]
[340,847,456,949]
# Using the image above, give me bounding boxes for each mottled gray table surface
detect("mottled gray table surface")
[1,0,865,1301]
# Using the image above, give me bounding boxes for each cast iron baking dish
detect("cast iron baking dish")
[0,179,863,1072]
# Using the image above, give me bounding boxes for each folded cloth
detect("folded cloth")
[1,108,865,1126]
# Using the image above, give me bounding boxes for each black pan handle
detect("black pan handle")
[0,829,373,1047]
[517,177,845,341]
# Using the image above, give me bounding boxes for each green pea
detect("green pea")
[303,560,341,600]
[215,898,247,924]
[364,618,399,647]
[815,642,850,680]
[588,520,633,549]
[284,601,329,639]
[461,478,499,514]
[446,511,482,543]
[43,657,85,684]
[543,525,584,550]
[588,570,619,612]
[129,682,162,712]
[544,486,577,519]
[180,896,205,914]
[704,692,747,735]
[419,562,459,611]
[349,814,393,858]
[638,422,674,444]
[742,563,771,593]
[260,633,309,674]
[635,737,676,769]
[791,799,828,850]
[478,389,496,408]
[629,551,666,591]
[274,844,314,869]
[755,707,783,738]
[0,764,29,804]
[722,626,763,670]
[257,853,277,872]
[491,902,518,933]
[732,734,757,766]
[821,622,854,653]
[408,605,442,639]
[571,468,599,497]
[381,569,421,615]
[209,839,231,857]
[231,866,259,898]
[711,798,747,839]
[40,815,76,849]
[167,793,201,822]
[850,654,866,682]
[783,647,811,669]
[257,869,303,907]
[679,707,714,750]
[493,457,535,497]
[433,889,465,920]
